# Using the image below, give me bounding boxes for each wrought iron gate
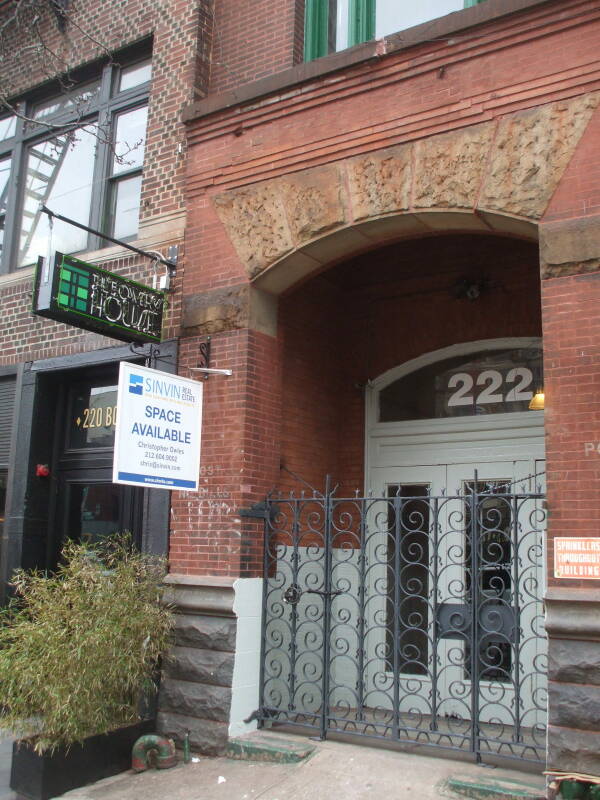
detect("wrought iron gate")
[257,475,547,764]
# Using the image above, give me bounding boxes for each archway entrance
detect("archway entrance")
[258,233,546,764]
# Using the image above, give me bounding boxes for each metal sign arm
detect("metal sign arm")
[40,205,177,273]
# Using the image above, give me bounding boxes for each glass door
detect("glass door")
[48,365,143,569]
[367,466,446,723]
[445,461,546,741]
[55,471,142,550]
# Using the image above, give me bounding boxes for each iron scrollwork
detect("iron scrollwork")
[258,478,547,765]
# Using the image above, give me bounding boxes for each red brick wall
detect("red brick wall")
[169,329,281,577]
[209,0,304,93]
[542,272,600,588]
[541,101,600,589]
[186,0,600,199]
[178,0,600,582]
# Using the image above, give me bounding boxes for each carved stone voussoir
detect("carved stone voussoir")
[413,123,494,209]
[347,144,412,221]
[278,164,347,245]
[480,93,600,219]
[213,184,293,277]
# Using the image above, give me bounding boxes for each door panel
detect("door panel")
[50,471,142,566]
[48,366,143,569]
[367,460,546,734]
[366,467,445,717]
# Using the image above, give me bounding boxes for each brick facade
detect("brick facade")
[3,0,600,769]
[175,0,600,765]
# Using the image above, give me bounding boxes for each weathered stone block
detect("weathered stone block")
[549,639,600,686]
[157,711,228,756]
[547,724,600,774]
[347,144,411,220]
[182,285,278,336]
[540,216,600,279]
[549,680,600,730]
[213,184,293,277]
[413,123,494,209]
[278,164,347,245]
[159,677,232,723]
[183,285,249,333]
[164,645,234,687]
[173,614,237,652]
[480,93,599,219]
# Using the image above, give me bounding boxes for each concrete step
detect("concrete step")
[226,731,316,763]
[446,774,546,800]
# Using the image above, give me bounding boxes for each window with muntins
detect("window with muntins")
[0,46,151,273]
[304,0,488,61]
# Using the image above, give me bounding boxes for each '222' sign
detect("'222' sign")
[447,368,534,408]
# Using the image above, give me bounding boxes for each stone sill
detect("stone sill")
[546,587,600,642]
[546,587,600,604]
[164,573,240,617]
[183,0,556,124]
[165,574,238,589]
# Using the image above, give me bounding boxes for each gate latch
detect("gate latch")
[283,584,302,605]
[283,584,343,605]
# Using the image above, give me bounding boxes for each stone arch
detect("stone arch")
[212,92,598,295]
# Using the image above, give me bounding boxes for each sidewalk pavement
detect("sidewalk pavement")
[57,734,546,800]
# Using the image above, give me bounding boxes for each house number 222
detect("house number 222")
[447,368,534,407]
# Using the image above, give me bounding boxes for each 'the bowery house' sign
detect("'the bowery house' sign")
[32,252,165,344]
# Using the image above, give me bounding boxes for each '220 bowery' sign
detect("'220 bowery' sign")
[32,252,165,344]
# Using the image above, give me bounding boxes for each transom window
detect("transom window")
[305,0,488,61]
[379,347,543,422]
[0,44,151,273]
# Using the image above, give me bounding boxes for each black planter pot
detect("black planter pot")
[10,719,155,800]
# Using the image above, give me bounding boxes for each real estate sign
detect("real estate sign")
[113,362,202,490]
[32,252,165,344]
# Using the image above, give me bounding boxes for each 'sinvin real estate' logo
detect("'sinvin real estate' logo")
[128,374,144,395]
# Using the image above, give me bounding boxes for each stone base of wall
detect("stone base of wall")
[546,588,600,775]
[157,574,262,755]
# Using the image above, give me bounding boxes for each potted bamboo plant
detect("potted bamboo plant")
[0,536,172,800]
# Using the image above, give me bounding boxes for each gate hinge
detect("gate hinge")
[244,707,276,723]
[239,501,270,520]
[243,708,261,723]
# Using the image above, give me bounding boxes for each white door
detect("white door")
[367,457,546,742]
[365,465,446,721]
[444,460,546,733]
